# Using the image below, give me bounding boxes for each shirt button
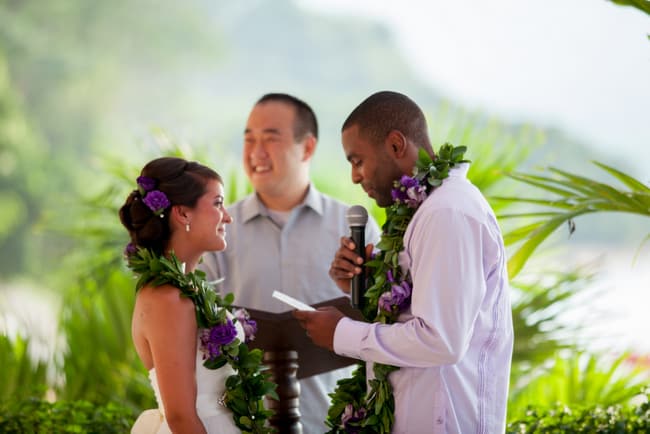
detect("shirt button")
[436,416,444,424]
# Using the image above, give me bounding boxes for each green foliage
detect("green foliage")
[0,49,51,276]
[0,335,47,402]
[510,270,592,370]
[56,269,153,410]
[495,162,650,277]
[509,352,649,421]
[507,388,650,433]
[0,397,134,434]
[610,0,650,16]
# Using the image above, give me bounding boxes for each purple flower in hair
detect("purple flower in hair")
[136,176,156,194]
[233,308,258,343]
[124,242,137,257]
[199,319,238,361]
[143,190,170,216]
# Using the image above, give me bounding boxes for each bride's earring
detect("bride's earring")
[185,222,190,233]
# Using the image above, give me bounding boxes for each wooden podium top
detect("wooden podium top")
[243,296,365,379]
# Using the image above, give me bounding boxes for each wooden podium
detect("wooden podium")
[243,296,363,434]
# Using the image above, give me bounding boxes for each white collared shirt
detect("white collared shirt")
[334,164,514,434]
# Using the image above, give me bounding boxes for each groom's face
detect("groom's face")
[342,125,403,208]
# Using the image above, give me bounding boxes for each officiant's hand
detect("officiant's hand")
[329,236,375,294]
[293,306,344,351]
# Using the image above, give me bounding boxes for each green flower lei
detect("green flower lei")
[126,248,278,433]
[325,143,469,434]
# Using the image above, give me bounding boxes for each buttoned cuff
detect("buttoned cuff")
[333,317,370,360]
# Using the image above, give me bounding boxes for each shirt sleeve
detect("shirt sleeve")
[334,207,488,367]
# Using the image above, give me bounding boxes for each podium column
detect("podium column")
[264,350,302,434]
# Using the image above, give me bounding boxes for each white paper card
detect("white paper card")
[272,290,316,311]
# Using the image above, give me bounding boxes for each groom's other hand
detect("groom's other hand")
[294,306,344,351]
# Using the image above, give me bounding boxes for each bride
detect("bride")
[119,157,274,434]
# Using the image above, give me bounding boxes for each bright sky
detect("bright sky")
[300,0,650,178]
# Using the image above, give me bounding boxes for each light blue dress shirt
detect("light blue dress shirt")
[201,184,381,433]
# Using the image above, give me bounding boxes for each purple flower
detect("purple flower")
[199,319,238,360]
[399,175,419,190]
[378,280,412,313]
[124,242,137,257]
[391,281,412,310]
[143,190,170,216]
[386,269,394,282]
[136,176,156,193]
[378,291,394,313]
[233,308,257,343]
[391,175,423,206]
[341,404,367,433]
[405,184,427,208]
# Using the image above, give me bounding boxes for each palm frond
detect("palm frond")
[496,162,650,277]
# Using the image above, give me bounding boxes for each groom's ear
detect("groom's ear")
[385,130,407,158]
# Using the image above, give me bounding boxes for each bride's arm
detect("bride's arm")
[143,284,207,434]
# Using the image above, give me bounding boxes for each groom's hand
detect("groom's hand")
[293,306,344,351]
[329,236,374,294]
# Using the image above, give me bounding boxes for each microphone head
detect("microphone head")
[346,205,368,227]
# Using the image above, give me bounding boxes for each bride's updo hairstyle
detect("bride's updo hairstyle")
[119,157,221,256]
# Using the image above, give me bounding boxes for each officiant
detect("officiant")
[201,93,380,433]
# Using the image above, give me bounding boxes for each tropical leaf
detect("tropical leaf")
[510,268,595,370]
[508,351,649,421]
[495,161,650,277]
[610,0,650,16]
[0,334,48,402]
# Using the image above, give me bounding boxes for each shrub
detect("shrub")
[0,397,134,433]
[507,388,650,433]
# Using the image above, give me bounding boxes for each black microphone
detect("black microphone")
[346,205,368,309]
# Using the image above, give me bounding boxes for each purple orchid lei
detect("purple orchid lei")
[325,144,469,434]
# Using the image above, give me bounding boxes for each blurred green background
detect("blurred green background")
[0,0,648,431]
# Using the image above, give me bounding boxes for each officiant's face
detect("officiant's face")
[243,101,310,198]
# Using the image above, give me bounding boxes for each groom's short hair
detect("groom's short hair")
[342,90,430,148]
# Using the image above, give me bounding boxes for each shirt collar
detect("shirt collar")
[240,183,323,223]
[448,162,470,178]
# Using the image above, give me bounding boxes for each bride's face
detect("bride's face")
[188,179,232,252]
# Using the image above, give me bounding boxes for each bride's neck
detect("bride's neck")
[164,245,200,273]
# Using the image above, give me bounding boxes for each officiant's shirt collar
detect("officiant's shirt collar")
[240,183,324,223]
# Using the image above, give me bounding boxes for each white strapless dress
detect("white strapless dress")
[131,320,244,434]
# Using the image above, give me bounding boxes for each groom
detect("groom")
[295,91,514,433]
